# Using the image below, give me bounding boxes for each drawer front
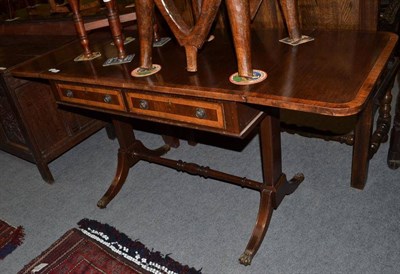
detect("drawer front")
[57,84,126,111]
[126,93,225,129]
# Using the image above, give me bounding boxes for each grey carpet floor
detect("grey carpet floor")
[1,110,400,273]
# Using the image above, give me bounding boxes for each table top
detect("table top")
[0,35,75,75]
[11,28,397,116]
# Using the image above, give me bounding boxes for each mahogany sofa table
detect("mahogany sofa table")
[11,28,397,265]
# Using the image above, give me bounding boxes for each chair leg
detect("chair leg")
[388,82,400,169]
[370,88,393,157]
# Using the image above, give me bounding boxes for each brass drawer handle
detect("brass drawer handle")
[139,99,149,110]
[103,94,112,103]
[195,107,206,119]
[65,90,73,98]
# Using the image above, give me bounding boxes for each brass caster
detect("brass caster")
[97,197,109,209]
[239,251,253,266]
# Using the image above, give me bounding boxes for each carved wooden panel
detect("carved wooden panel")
[0,35,105,183]
[60,109,97,136]
[171,0,379,37]
[0,91,26,146]
[15,81,72,153]
[252,0,379,31]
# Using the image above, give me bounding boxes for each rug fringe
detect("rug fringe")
[0,226,25,260]
[78,219,202,274]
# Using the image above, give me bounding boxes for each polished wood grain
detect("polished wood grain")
[10,26,396,265]
[126,92,225,129]
[159,0,397,190]
[57,83,126,111]
[84,12,137,31]
[125,91,264,135]
[13,29,397,116]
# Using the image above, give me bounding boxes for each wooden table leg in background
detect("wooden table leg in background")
[388,86,400,169]
[351,98,374,189]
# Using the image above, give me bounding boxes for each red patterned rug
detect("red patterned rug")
[0,219,24,260]
[19,219,201,274]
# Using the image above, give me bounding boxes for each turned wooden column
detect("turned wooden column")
[104,0,126,59]
[68,0,100,60]
[279,0,302,41]
[68,0,92,57]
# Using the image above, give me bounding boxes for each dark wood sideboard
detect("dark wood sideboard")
[0,35,104,183]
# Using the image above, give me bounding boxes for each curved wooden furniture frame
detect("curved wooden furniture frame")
[96,113,304,265]
[134,0,304,79]
[97,120,170,208]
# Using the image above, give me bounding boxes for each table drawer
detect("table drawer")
[126,92,225,129]
[56,83,126,112]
